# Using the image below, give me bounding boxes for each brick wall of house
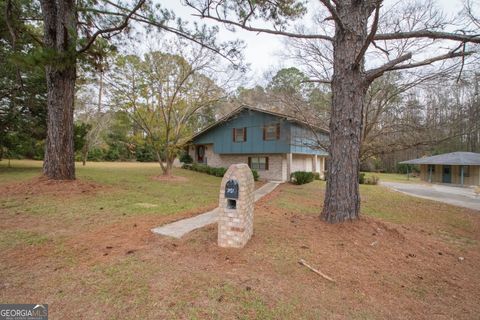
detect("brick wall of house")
[212,154,286,181]
[187,145,326,181]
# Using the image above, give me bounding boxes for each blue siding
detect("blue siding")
[290,123,329,155]
[193,108,328,155]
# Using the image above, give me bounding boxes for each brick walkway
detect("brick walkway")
[151,182,280,238]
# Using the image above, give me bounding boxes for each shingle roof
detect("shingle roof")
[400,152,480,165]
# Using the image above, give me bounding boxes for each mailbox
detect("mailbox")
[225,179,239,199]
[218,164,254,248]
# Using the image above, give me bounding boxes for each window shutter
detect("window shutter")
[232,128,236,142]
[243,127,247,141]
[265,157,269,170]
[276,123,280,140]
[263,127,266,140]
[248,157,251,168]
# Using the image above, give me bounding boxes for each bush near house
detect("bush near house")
[290,171,315,185]
[179,153,193,164]
[182,163,259,180]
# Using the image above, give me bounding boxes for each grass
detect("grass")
[0,160,220,225]
[272,180,477,249]
[1,160,479,319]
[362,171,420,183]
[0,229,50,249]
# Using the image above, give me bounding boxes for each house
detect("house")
[186,106,329,181]
[400,152,480,186]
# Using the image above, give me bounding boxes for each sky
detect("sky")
[159,0,473,85]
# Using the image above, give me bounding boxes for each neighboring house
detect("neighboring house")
[400,152,480,186]
[186,106,329,181]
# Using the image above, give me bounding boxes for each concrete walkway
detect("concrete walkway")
[151,181,280,238]
[382,182,480,211]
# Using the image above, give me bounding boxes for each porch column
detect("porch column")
[313,154,318,172]
[320,157,326,179]
[286,153,293,179]
[428,165,432,183]
[460,165,464,185]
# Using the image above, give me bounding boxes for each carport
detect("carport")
[400,152,480,186]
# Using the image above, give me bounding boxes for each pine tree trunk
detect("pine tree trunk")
[321,1,372,223]
[40,0,77,180]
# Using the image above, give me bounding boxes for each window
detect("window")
[459,165,470,177]
[233,127,246,142]
[427,164,435,173]
[263,124,280,140]
[248,157,269,171]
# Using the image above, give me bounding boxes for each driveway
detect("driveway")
[381,182,480,211]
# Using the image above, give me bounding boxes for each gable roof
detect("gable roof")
[400,152,480,165]
[189,105,329,142]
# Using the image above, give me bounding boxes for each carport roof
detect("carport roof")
[400,152,480,165]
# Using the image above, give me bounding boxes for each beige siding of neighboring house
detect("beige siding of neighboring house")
[419,164,480,186]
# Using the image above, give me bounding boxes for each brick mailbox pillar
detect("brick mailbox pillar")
[218,163,255,248]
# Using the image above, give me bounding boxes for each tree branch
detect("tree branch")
[301,79,332,84]
[318,0,344,31]
[366,53,412,81]
[382,51,472,73]
[189,13,333,41]
[76,0,145,54]
[86,4,243,67]
[354,1,381,67]
[374,30,480,44]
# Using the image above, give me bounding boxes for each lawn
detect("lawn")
[362,171,420,183]
[1,160,479,319]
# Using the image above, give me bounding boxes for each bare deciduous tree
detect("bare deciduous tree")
[108,41,226,176]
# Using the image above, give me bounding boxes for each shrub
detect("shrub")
[359,173,366,184]
[365,175,379,185]
[313,172,320,180]
[179,153,193,164]
[251,169,259,181]
[182,163,255,180]
[87,148,105,161]
[290,171,314,185]
[215,167,227,177]
[136,144,156,162]
[104,148,120,161]
[190,163,208,173]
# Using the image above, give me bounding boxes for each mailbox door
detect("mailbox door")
[225,180,239,199]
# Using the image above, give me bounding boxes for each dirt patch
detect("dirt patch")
[0,176,106,197]
[151,175,189,182]
[1,182,479,319]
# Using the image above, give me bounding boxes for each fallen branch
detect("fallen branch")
[298,259,335,283]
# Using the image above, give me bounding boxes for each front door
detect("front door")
[442,165,451,183]
[196,145,205,163]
